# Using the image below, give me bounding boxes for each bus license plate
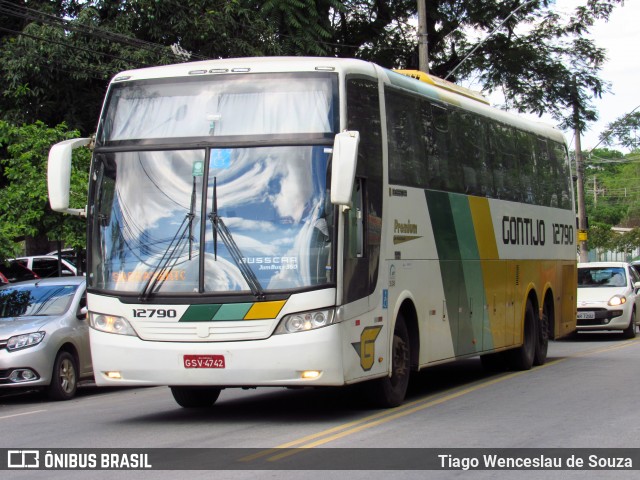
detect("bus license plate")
[183,355,225,369]
[577,311,595,320]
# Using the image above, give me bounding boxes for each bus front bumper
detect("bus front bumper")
[90,324,345,387]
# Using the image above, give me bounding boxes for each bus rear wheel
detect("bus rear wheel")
[170,386,222,408]
[367,315,411,408]
[533,311,549,366]
[508,300,537,371]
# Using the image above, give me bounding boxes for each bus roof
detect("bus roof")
[109,56,566,146]
[393,70,490,105]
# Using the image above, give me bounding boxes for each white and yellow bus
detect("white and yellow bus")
[48,57,577,408]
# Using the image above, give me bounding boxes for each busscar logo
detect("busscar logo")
[8,450,39,468]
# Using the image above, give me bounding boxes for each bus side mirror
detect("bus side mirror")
[330,131,360,206]
[48,137,91,216]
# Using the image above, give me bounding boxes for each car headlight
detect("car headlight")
[608,295,627,306]
[89,312,137,336]
[7,332,45,351]
[274,309,335,334]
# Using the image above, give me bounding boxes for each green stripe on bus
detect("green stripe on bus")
[450,194,489,352]
[213,303,253,321]
[180,304,222,322]
[426,190,466,356]
[426,191,491,355]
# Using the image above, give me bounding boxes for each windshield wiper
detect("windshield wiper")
[139,211,194,301]
[209,177,265,300]
[139,175,199,300]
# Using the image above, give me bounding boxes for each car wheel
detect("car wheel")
[47,351,78,400]
[170,387,222,408]
[622,309,636,339]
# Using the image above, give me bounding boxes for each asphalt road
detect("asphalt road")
[2,332,640,479]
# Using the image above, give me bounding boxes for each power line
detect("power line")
[0,26,149,69]
[0,0,209,62]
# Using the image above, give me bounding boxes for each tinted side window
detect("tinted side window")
[345,77,383,303]
[386,89,428,187]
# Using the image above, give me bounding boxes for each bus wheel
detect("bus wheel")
[508,300,537,371]
[533,311,549,366]
[368,315,411,408]
[170,386,222,408]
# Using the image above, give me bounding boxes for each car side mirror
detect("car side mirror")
[77,306,88,320]
[634,282,640,292]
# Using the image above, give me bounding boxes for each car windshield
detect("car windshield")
[0,284,79,318]
[578,267,627,288]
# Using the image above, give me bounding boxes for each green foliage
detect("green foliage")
[0,0,629,258]
[0,121,89,261]
[588,222,615,252]
[583,147,640,230]
[0,1,625,135]
[599,111,640,151]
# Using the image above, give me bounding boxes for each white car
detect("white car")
[12,256,78,278]
[577,262,640,338]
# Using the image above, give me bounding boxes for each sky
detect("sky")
[558,0,640,151]
[466,0,640,152]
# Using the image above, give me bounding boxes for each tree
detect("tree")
[0,0,338,133]
[582,148,640,228]
[0,121,90,261]
[599,110,640,151]
[587,222,615,260]
[0,1,625,136]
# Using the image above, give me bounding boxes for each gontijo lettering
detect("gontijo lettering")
[502,216,545,246]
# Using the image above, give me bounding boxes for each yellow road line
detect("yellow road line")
[243,338,640,463]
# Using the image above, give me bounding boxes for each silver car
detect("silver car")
[0,277,91,400]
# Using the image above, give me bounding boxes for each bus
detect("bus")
[48,57,577,408]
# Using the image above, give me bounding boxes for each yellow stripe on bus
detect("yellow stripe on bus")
[244,300,287,320]
[467,196,511,348]
[468,196,498,259]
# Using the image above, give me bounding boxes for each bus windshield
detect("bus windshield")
[99,72,337,142]
[89,146,334,295]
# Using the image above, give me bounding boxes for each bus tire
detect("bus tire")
[533,311,549,366]
[367,315,411,408]
[170,386,222,408]
[508,300,537,371]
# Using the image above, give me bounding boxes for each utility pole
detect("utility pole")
[417,0,429,73]
[574,82,589,263]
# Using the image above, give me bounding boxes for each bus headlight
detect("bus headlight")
[89,313,137,336]
[274,309,335,334]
